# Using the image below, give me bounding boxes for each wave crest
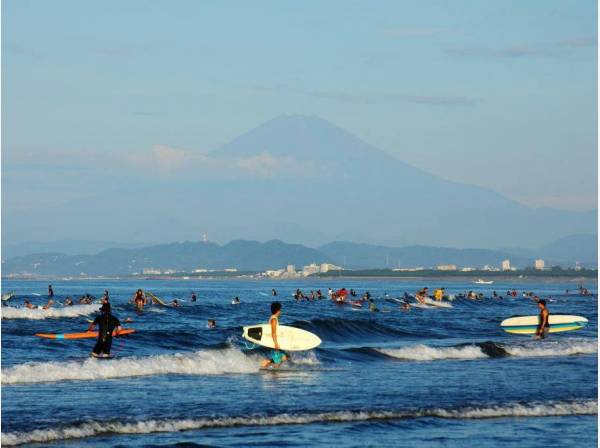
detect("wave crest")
[376,339,597,362]
[2,400,595,446]
[1,304,98,320]
[1,348,261,384]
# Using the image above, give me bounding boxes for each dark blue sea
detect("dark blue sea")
[1,278,597,447]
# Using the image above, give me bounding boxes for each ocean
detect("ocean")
[1,278,597,447]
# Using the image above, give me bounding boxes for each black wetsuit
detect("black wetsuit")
[92,313,121,355]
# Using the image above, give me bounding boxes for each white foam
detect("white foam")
[1,348,261,384]
[377,339,597,362]
[378,345,488,361]
[503,339,597,358]
[2,400,595,446]
[1,304,98,320]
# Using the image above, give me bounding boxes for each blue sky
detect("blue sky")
[2,0,597,219]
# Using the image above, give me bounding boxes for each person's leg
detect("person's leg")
[92,338,103,356]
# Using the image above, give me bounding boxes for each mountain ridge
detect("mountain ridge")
[2,236,595,277]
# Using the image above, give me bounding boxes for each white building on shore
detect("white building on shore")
[535,259,545,270]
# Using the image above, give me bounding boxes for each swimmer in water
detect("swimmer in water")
[207,319,216,329]
[260,302,288,369]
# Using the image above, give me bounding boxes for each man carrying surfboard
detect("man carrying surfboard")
[87,303,122,358]
[260,302,288,368]
[534,299,550,340]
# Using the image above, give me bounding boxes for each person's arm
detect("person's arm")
[87,316,100,332]
[271,318,279,350]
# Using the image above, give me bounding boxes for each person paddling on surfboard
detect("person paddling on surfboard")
[87,303,122,358]
[534,299,550,340]
[260,302,288,369]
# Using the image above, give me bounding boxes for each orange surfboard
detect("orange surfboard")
[35,328,135,339]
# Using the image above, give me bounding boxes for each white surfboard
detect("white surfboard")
[422,297,453,308]
[242,324,322,351]
[501,315,588,335]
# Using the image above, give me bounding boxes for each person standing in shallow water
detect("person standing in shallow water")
[534,299,550,340]
[261,302,288,369]
[87,303,122,358]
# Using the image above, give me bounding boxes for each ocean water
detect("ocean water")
[1,278,597,447]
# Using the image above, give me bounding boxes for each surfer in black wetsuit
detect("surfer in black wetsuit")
[191,292,197,302]
[534,299,550,340]
[87,303,122,358]
[48,285,54,298]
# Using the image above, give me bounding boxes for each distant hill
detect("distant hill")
[1,239,154,260]
[1,240,331,276]
[5,237,594,277]
[538,234,597,265]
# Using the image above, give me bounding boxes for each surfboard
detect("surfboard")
[146,292,168,306]
[422,297,453,308]
[242,324,321,351]
[501,315,588,335]
[35,329,135,339]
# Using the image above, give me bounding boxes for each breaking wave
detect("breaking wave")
[2,400,595,446]
[376,339,597,362]
[1,348,262,384]
[1,304,99,320]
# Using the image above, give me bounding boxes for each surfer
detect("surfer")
[48,284,54,298]
[24,299,36,309]
[534,300,550,340]
[87,303,122,358]
[171,299,180,307]
[64,297,74,306]
[42,299,54,310]
[260,302,288,369]
[133,289,145,311]
[101,290,110,304]
[368,299,379,312]
[415,287,428,304]
[191,292,197,302]
[207,319,216,328]
[271,289,277,296]
[232,297,241,305]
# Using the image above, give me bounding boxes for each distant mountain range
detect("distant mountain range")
[2,235,595,277]
[2,115,596,249]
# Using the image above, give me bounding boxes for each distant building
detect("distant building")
[142,268,162,275]
[286,265,296,274]
[461,267,476,272]
[320,263,343,273]
[501,259,511,271]
[193,268,208,273]
[223,268,238,272]
[265,269,285,278]
[437,264,457,271]
[575,261,582,271]
[302,263,320,276]
[392,267,425,272]
[534,259,545,270]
